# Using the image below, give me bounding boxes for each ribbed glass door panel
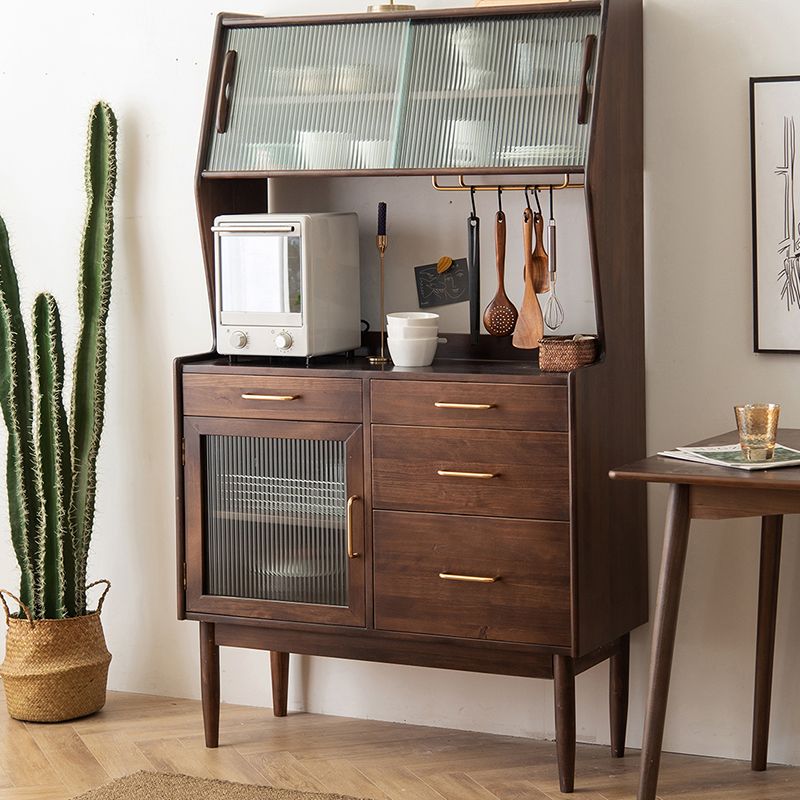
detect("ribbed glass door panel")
[204,434,348,606]
[207,21,410,172]
[397,11,600,170]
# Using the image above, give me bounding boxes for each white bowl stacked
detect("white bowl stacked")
[386,312,444,367]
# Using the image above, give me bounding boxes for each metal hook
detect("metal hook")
[524,186,532,213]
[497,186,503,215]
[549,184,555,220]
[533,187,543,217]
[470,186,477,218]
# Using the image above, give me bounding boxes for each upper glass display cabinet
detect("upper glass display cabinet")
[204,7,602,174]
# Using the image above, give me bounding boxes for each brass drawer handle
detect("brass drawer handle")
[241,393,299,402]
[437,470,497,479]
[346,495,360,559]
[439,573,499,584]
[434,402,495,410]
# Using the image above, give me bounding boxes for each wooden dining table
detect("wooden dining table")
[610,429,800,800]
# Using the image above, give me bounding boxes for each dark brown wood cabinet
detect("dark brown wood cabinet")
[176,1,645,794]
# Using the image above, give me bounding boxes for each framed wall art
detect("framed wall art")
[751,76,800,353]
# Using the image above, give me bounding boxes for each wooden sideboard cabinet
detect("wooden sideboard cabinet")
[176,0,646,793]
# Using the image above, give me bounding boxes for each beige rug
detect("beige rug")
[71,771,361,800]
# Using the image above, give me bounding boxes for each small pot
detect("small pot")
[0,582,112,722]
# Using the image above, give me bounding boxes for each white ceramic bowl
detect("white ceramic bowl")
[388,327,445,342]
[387,337,439,368]
[387,312,439,326]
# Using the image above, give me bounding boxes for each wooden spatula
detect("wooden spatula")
[532,211,550,294]
[512,208,544,350]
[483,211,518,336]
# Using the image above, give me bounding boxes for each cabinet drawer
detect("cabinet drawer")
[374,511,571,646]
[372,425,569,520]
[371,380,567,431]
[183,374,362,422]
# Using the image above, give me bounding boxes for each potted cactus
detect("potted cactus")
[0,102,117,722]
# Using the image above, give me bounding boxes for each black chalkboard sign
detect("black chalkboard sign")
[414,259,470,309]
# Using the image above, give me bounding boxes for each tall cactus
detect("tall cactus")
[0,101,117,619]
[69,102,117,616]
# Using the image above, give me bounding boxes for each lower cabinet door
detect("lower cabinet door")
[183,416,366,626]
[373,511,571,646]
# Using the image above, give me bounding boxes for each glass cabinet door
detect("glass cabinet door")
[183,417,365,626]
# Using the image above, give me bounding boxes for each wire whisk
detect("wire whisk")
[544,185,565,330]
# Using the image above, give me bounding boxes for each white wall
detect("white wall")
[1,0,799,766]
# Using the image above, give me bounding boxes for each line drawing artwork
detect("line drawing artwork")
[776,115,800,309]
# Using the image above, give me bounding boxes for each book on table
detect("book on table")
[658,444,800,471]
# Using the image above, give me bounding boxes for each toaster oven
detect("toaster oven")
[213,213,361,357]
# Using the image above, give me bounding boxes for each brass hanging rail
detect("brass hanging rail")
[431,174,584,192]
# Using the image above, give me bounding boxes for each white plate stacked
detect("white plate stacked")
[386,312,446,367]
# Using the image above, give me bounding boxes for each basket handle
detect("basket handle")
[86,580,111,614]
[0,589,35,628]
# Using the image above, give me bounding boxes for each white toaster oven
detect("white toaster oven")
[213,213,361,357]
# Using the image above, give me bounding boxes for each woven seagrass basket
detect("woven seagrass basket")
[0,581,112,722]
[538,335,599,372]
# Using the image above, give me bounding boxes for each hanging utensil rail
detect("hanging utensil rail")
[431,174,585,193]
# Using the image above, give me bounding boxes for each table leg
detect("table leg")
[638,483,691,800]
[200,621,220,748]
[610,633,630,757]
[752,515,783,771]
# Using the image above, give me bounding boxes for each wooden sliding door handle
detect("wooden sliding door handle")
[216,49,238,134]
[577,34,597,125]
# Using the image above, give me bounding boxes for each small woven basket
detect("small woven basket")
[0,582,112,722]
[538,335,599,372]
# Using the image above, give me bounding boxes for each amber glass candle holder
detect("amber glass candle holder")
[734,403,780,461]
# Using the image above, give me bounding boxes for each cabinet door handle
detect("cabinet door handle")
[240,393,299,402]
[577,34,597,125]
[439,573,499,584]
[434,402,495,410]
[346,495,360,559]
[437,470,497,479]
[216,49,238,134]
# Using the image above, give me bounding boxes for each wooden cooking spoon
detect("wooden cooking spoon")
[513,208,545,349]
[532,211,550,294]
[483,211,518,337]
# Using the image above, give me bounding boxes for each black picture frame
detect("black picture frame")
[750,75,800,354]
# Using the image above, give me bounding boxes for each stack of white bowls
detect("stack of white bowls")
[386,312,445,367]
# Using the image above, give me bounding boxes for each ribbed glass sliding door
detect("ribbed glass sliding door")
[183,417,365,626]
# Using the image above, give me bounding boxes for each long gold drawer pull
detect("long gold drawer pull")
[240,393,299,402]
[434,402,494,410]
[437,470,497,479]
[346,495,360,559]
[439,573,498,584]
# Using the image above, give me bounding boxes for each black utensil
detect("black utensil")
[468,188,480,345]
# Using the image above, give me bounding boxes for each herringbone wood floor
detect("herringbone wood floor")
[1,688,799,800]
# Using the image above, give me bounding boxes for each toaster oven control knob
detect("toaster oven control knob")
[230,330,248,349]
[274,332,293,351]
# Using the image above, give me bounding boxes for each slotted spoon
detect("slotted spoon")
[483,210,518,336]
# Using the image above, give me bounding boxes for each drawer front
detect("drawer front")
[183,374,362,422]
[372,425,569,520]
[374,511,571,646]
[371,380,568,431]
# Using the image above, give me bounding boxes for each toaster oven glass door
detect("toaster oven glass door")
[218,231,303,327]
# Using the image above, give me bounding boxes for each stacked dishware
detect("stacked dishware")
[386,312,445,367]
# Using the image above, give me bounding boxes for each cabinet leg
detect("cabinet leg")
[554,655,576,794]
[200,622,220,748]
[270,651,290,717]
[752,515,783,772]
[610,633,630,758]
[638,483,691,800]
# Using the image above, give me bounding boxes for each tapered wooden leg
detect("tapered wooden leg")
[270,651,290,717]
[554,655,576,793]
[638,483,691,800]
[610,633,630,758]
[200,621,220,748]
[752,515,783,771]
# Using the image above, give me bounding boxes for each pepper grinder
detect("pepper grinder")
[368,202,390,365]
